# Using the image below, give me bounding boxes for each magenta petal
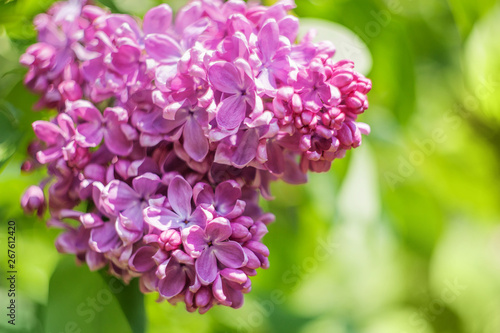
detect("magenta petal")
[216,94,246,130]
[119,204,144,231]
[212,275,230,305]
[105,180,139,211]
[32,121,63,144]
[278,16,299,42]
[103,124,133,156]
[183,116,208,162]
[37,146,62,164]
[168,176,193,218]
[214,180,241,213]
[206,217,232,243]
[89,222,121,253]
[208,62,241,94]
[132,173,160,198]
[193,183,214,206]
[159,261,186,298]
[213,241,247,268]
[188,206,210,229]
[144,206,180,231]
[258,19,279,63]
[231,129,259,167]
[265,140,285,175]
[143,4,172,34]
[145,34,182,64]
[129,246,157,272]
[76,122,103,147]
[182,225,207,257]
[195,248,217,284]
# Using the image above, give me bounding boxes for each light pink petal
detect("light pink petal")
[183,116,208,162]
[103,124,133,156]
[76,122,103,147]
[105,180,139,212]
[265,140,285,175]
[182,225,207,258]
[216,94,246,131]
[168,176,193,218]
[212,275,230,306]
[119,204,144,231]
[208,62,242,94]
[129,246,157,272]
[231,129,259,167]
[132,172,161,198]
[143,4,172,34]
[188,206,210,229]
[214,180,241,214]
[32,121,63,144]
[145,34,182,64]
[206,217,232,243]
[214,241,247,268]
[278,16,299,42]
[89,222,121,253]
[258,19,279,63]
[144,206,181,231]
[195,248,217,284]
[159,261,186,298]
[36,146,62,164]
[192,183,214,206]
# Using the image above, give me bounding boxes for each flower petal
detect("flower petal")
[183,116,208,162]
[159,261,186,298]
[214,241,247,268]
[182,225,207,258]
[145,34,182,64]
[208,62,242,94]
[231,128,259,167]
[168,176,193,218]
[144,206,181,231]
[89,222,121,253]
[258,19,279,63]
[206,217,232,243]
[216,94,246,131]
[195,248,217,284]
[132,172,161,198]
[143,4,172,35]
[129,246,157,272]
[104,180,139,212]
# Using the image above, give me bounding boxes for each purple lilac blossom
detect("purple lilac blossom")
[20,0,371,312]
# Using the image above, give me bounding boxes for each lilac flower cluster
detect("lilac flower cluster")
[20,0,371,312]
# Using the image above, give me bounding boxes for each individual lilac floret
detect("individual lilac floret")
[144,175,212,231]
[21,185,46,217]
[183,217,248,284]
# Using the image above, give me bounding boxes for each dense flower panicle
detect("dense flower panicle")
[20,0,371,312]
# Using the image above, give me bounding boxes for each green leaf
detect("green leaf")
[96,0,122,13]
[0,100,22,170]
[447,0,497,39]
[45,257,134,333]
[100,271,146,333]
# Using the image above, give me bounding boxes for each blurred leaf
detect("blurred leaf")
[447,0,497,38]
[463,4,500,127]
[384,183,445,257]
[46,257,133,333]
[96,0,122,13]
[100,271,146,333]
[0,101,22,170]
[298,18,372,75]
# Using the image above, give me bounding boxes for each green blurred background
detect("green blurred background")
[1,0,500,332]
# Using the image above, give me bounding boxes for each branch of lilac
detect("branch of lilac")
[20,0,371,313]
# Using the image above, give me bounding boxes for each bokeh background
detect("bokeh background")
[1,0,500,332]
